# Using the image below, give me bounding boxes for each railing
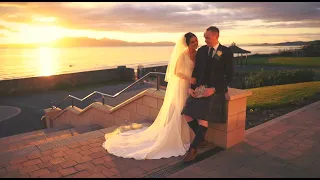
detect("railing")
[51,72,166,109]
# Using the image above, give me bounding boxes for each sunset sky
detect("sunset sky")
[0,2,319,45]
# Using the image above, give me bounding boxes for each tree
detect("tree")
[301,40,320,57]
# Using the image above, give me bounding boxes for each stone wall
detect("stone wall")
[0,66,135,96]
[204,88,252,149]
[140,65,168,86]
[142,65,168,74]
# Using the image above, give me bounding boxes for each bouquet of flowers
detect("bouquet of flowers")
[194,85,207,98]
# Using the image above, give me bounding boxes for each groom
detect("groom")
[181,26,234,162]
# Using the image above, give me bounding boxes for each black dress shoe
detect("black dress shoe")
[183,148,197,162]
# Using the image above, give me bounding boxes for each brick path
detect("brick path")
[169,101,320,178]
[0,101,319,178]
[0,129,168,178]
[0,124,215,178]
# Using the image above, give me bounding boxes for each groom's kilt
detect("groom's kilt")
[181,92,227,123]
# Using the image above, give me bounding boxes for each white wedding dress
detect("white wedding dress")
[102,36,195,160]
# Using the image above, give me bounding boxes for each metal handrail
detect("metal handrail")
[51,72,166,109]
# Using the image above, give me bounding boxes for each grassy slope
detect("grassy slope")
[245,56,320,67]
[247,81,320,109]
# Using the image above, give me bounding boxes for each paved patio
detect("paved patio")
[0,100,319,178]
[169,100,320,178]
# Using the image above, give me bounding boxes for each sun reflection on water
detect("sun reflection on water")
[37,47,58,77]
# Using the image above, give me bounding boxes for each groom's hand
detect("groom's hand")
[204,88,215,97]
[188,88,196,98]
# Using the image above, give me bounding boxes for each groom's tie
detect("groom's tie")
[208,47,214,58]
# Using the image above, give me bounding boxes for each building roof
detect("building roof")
[228,43,251,54]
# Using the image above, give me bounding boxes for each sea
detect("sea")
[0,45,301,81]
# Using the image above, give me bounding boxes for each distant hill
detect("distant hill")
[50,37,175,47]
[1,37,319,48]
[249,40,320,46]
[0,37,175,48]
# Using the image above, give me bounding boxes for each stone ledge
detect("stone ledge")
[226,88,252,101]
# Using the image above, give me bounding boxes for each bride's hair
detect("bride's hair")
[184,32,196,46]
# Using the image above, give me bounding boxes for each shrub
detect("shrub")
[301,41,320,57]
[243,69,315,89]
[278,48,295,57]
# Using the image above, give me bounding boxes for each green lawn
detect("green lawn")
[245,57,270,65]
[247,81,320,109]
[245,56,320,67]
[269,57,320,67]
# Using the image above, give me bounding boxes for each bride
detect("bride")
[102,32,199,160]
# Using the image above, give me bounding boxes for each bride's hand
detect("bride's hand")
[188,88,196,98]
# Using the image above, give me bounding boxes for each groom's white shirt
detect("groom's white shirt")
[208,43,220,58]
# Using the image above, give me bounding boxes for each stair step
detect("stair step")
[0,122,164,161]
[0,124,72,144]
[0,124,103,154]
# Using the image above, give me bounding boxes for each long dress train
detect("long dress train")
[102,50,195,160]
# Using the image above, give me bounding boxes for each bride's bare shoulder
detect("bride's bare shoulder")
[182,49,188,54]
[180,50,188,58]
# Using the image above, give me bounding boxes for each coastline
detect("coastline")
[0,63,170,97]
[0,61,170,82]
[0,67,135,97]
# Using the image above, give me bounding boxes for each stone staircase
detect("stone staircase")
[0,124,103,154]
